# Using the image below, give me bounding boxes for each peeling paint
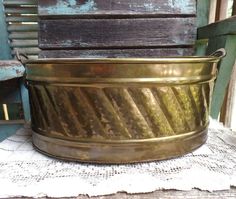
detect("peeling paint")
[0,65,25,81]
[171,0,195,14]
[143,3,156,11]
[61,39,73,46]
[44,0,97,15]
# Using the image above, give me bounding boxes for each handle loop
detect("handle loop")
[15,50,29,65]
[210,48,226,59]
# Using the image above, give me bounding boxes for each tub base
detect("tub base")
[32,128,207,164]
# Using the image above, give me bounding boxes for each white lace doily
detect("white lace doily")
[0,119,236,198]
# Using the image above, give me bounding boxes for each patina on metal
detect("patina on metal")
[20,49,225,163]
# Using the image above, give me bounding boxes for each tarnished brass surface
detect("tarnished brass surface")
[24,55,223,163]
[33,127,207,163]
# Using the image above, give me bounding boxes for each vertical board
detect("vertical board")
[20,80,31,122]
[0,0,12,59]
[197,0,210,27]
[206,35,236,118]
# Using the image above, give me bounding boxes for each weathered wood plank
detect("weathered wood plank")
[39,48,194,58]
[208,0,217,24]
[196,0,210,27]
[6,15,38,23]
[5,7,37,14]
[38,0,196,17]
[220,61,236,126]
[233,0,236,15]
[0,120,25,125]
[10,40,38,48]
[9,32,38,40]
[39,18,196,49]
[0,61,25,81]
[215,0,228,21]
[3,0,37,6]
[219,23,236,124]
[8,24,38,32]
[198,16,236,39]
[0,0,12,59]
[12,47,40,55]
[20,79,31,122]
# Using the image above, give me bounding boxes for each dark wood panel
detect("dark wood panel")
[198,16,236,39]
[38,0,196,17]
[0,79,21,103]
[39,18,196,49]
[39,48,194,58]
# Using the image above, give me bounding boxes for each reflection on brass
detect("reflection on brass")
[24,53,224,163]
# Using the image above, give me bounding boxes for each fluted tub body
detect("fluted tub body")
[24,56,223,163]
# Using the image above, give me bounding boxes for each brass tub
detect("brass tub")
[21,49,225,163]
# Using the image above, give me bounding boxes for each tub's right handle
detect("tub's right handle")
[210,48,226,59]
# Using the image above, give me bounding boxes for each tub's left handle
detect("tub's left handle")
[16,50,29,66]
[210,48,226,59]
[15,50,29,88]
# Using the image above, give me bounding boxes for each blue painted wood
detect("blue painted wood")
[0,60,25,81]
[38,0,196,16]
[0,1,31,142]
[0,123,23,142]
[0,0,12,59]
[20,80,31,122]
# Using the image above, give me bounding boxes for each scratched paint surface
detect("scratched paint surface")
[42,0,97,15]
[0,61,25,81]
[38,0,196,15]
[172,0,196,14]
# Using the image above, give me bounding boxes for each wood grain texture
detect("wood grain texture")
[222,60,236,126]
[39,18,196,49]
[39,48,194,58]
[38,0,196,17]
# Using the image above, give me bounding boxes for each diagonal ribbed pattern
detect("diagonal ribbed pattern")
[28,83,210,140]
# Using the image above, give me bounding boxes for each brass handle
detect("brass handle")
[15,50,29,65]
[15,50,29,88]
[210,48,226,59]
